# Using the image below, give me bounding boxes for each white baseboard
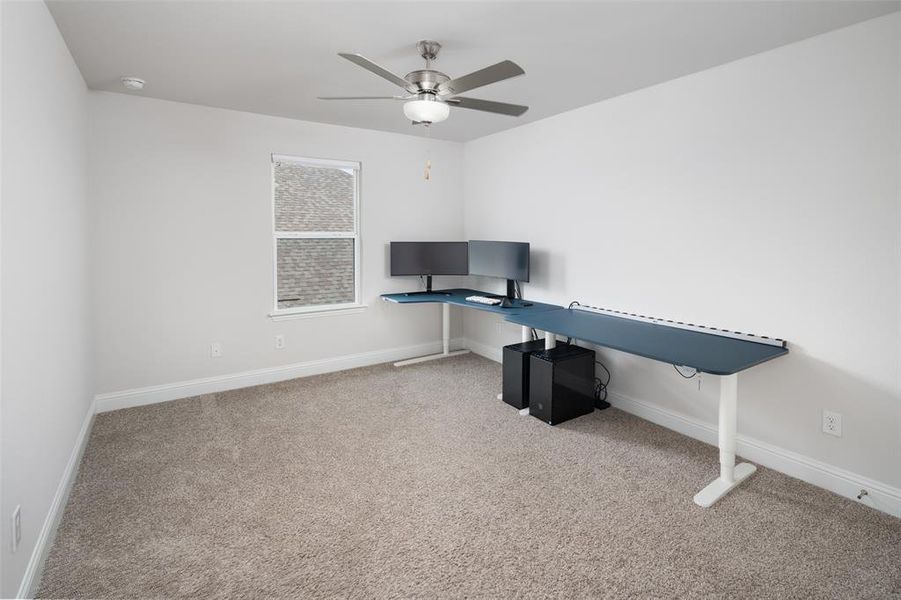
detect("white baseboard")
[95,338,466,413]
[464,337,901,520]
[465,337,503,363]
[17,398,96,599]
[609,389,901,519]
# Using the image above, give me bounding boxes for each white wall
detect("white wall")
[463,14,901,489]
[1,1,93,597]
[89,92,464,397]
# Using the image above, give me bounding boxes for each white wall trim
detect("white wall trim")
[464,338,901,520]
[608,389,901,519]
[95,338,466,413]
[17,398,96,599]
[466,337,504,363]
[268,304,368,321]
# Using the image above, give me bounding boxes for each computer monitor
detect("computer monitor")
[390,241,469,293]
[468,240,530,299]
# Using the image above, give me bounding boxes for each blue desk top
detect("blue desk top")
[504,308,788,376]
[381,288,561,317]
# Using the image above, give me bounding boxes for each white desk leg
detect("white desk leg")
[693,373,757,507]
[545,330,556,350]
[442,303,450,355]
[394,303,470,367]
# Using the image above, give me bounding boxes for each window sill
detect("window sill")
[268,304,368,321]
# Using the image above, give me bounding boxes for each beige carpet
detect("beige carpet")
[38,354,901,598]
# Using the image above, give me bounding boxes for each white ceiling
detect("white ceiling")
[48,1,900,142]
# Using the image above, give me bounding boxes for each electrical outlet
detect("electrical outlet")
[11,505,21,553]
[210,342,222,358]
[822,410,842,437]
[275,334,285,350]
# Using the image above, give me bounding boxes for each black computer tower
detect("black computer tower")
[502,339,548,409]
[529,345,596,425]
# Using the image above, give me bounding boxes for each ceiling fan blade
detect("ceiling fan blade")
[446,97,529,117]
[438,60,524,96]
[317,96,406,100]
[338,53,410,89]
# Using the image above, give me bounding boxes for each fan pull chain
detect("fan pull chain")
[424,125,432,181]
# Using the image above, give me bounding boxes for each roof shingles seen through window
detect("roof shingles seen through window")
[275,161,356,309]
[274,163,354,232]
[277,238,354,308]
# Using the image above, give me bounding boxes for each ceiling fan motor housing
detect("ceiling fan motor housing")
[406,40,448,97]
[404,70,449,95]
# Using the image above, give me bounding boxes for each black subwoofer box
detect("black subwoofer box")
[502,339,548,409]
[529,344,596,425]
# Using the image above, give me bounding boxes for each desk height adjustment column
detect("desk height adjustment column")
[693,373,757,507]
[442,303,450,355]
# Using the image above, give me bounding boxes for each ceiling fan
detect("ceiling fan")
[318,40,528,125]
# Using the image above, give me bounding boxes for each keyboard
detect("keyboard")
[466,295,502,306]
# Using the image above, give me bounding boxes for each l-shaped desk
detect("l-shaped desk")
[381,289,788,508]
[381,288,560,366]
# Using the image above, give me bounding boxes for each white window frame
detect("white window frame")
[269,154,364,319]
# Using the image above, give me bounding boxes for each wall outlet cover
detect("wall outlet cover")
[210,342,222,358]
[822,410,842,437]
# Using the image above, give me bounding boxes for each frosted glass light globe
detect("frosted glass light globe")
[403,98,450,123]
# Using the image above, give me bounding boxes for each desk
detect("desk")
[503,308,787,376]
[381,288,560,366]
[505,306,789,507]
[382,288,789,507]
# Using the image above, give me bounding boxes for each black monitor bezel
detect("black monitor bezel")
[467,240,530,283]
[389,241,470,277]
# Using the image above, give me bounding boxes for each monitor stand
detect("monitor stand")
[403,275,451,296]
[483,280,517,308]
[500,280,531,308]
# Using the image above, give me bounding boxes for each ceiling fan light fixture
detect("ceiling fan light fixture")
[322,42,528,124]
[403,97,449,124]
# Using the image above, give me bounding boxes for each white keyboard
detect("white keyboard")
[466,295,502,305]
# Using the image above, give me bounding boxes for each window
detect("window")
[271,155,361,316]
